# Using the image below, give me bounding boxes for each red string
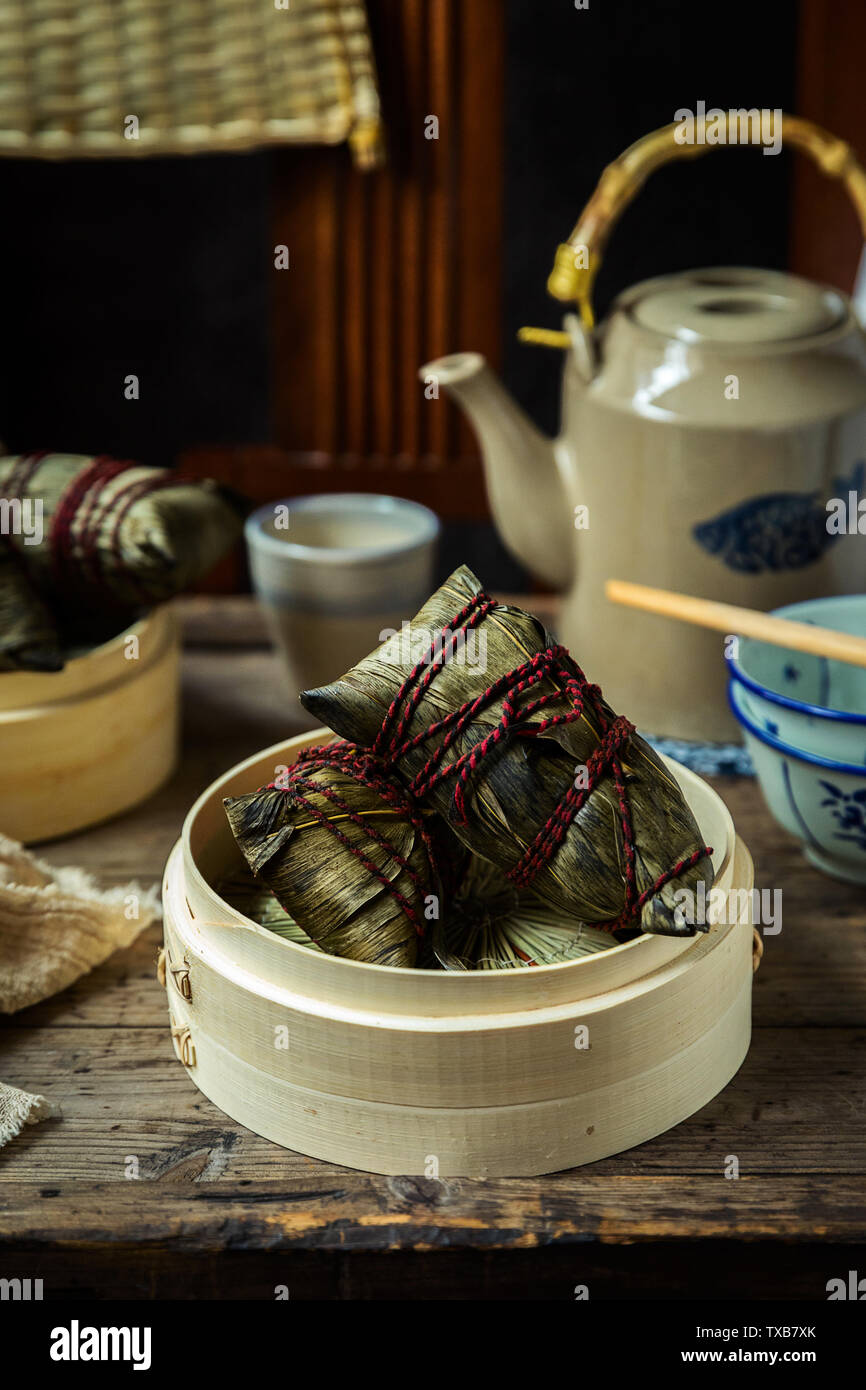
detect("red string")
[51,456,134,591]
[266,742,440,939]
[1,452,48,506]
[49,458,199,601]
[102,470,179,599]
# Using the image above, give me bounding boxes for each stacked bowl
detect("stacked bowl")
[727,595,866,883]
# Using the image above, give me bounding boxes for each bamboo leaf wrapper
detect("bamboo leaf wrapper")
[0,453,244,610]
[301,565,714,937]
[224,743,452,967]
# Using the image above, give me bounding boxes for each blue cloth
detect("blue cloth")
[642,735,754,778]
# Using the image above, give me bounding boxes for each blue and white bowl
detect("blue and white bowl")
[727,595,866,765]
[727,595,866,883]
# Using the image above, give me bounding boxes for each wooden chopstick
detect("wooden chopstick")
[605,580,866,670]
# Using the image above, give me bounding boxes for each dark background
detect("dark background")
[0,152,272,467]
[504,1,797,435]
[0,1,811,584]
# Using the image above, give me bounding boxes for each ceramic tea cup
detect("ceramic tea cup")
[245,493,440,719]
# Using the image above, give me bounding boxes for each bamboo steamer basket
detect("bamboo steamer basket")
[0,606,179,843]
[160,730,756,1176]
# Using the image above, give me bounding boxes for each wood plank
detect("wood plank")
[341,155,371,455]
[179,444,492,530]
[1,1173,864,1249]
[395,0,425,462]
[425,0,457,461]
[792,0,866,293]
[454,0,503,458]
[261,0,505,499]
[711,778,866,1028]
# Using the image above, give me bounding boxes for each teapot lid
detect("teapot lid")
[627,267,848,344]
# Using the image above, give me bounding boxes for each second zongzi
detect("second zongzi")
[1,452,244,610]
[224,740,455,967]
[0,546,62,672]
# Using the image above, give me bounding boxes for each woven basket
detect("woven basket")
[0,0,383,166]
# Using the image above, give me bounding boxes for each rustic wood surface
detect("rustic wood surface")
[1,595,864,1299]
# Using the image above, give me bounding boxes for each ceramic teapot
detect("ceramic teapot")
[423,114,866,741]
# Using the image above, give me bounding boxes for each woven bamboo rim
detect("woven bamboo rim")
[0,0,384,168]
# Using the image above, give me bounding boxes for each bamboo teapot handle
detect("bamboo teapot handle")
[545,112,866,329]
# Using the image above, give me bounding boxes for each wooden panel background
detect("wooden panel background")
[183,0,503,545]
[791,0,866,291]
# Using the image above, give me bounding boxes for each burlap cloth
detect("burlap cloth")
[0,833,159,1147]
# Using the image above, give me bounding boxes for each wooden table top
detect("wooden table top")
[2,596,864,1300]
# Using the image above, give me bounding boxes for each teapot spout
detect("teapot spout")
[421,352,573,589]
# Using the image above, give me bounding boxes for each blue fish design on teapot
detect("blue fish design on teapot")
[693,462,865,574]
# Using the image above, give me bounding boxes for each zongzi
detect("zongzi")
[301,565,714,937]
[434,855,620,970]
[218,870,323,951]
[0,453,244,610]
[0,546,62,672]
[224,740,452,967]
